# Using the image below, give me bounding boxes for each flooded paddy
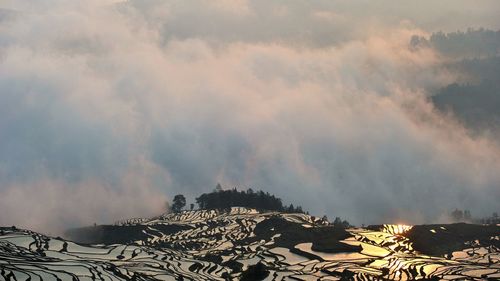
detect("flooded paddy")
[1,208,499,280]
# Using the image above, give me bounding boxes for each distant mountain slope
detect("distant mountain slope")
[1,208,499,280]
[432,79,500,132]
[411,29,500,59]
[411,29,500,135]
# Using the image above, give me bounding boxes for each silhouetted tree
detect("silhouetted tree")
[190,203,194,211]
[451,209,464,222]
[342,219,350,228]
[464,210,472,221]
[195,188,305,213]
[172,194,186,213]
[333,217,350,229]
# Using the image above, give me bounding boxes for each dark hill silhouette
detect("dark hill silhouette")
[403,223,500,257]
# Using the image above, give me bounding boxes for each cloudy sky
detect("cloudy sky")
[1,0,499,233]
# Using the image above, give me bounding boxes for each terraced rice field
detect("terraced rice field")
[1,208,499,280]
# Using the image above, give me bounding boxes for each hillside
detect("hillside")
[1,208,499,280]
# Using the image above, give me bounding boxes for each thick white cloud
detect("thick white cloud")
[0,0,499,233]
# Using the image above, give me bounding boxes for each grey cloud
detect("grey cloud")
[0,1,499,233]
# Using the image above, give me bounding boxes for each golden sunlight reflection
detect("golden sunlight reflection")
[382,224,413,235]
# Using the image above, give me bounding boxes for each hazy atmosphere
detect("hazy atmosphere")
[1,0,500,234]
